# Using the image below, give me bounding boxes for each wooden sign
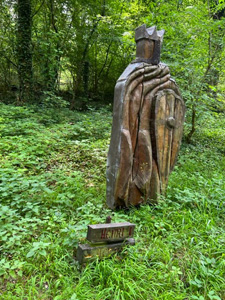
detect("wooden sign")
[77,238,135,264]
[87,222,135,243]
[75,218,136,264]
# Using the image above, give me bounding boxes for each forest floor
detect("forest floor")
[0,103,225,300]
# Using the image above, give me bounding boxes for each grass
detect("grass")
[0,103,225,300]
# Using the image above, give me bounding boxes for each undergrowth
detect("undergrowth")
[0,103,224,300]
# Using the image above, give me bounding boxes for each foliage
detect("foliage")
[0,1,225,117]
[40,91,69,108]
[0,103,225,299]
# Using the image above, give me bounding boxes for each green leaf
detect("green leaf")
[26,250,36,258]
[39,249,47,256]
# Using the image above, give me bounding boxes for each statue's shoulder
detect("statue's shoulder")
[117,62,146,83]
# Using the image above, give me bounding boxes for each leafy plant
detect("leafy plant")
[0,104,225,299]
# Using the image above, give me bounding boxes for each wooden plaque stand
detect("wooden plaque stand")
[76,219,135,264]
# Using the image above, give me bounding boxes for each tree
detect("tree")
[17,0,33,103]
[0,1,17,101]
[0,0,224,118]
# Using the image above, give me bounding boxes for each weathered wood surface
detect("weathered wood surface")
[154,90,185,194]
[106,24,185,209]
[87,222,135,243]
[76,238,135,264]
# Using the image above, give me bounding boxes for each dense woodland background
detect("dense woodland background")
[1,1,225,299]
[1,0,225,127]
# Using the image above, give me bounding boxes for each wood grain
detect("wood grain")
[107,63,185,209]
[87,222,135,243]
[76,238,135,264]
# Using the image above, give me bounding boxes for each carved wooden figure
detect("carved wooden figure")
[106,24,185,209]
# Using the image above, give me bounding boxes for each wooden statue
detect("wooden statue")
[106,24,185,209]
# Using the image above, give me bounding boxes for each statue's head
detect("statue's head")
[135,24,164,65]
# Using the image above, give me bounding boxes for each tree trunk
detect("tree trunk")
[83,61,89,98]
[49,0,61,91]
[17,0,33,103]
[186,104,196,144]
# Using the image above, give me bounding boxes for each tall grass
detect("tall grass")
[0,103,224,300]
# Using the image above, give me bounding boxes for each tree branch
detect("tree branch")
[98,41,112,78]
[32,0,45,19]
[0,51,18,69]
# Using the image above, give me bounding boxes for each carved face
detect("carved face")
[136,38,155,60]
[134,25,164,64]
